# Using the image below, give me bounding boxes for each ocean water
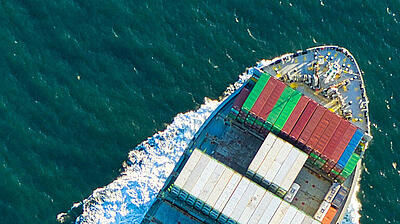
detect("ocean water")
[0,1,399,224]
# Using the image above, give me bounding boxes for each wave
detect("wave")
[58,71,361,224]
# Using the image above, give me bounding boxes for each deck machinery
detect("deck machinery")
[142,46,371,224]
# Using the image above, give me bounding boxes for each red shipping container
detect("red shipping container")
[281,96,310,136]
[315,113,341,154]
[259,81,286,120]
[297,105,326,146]
[250,78,277,115]
[329,125,357,162]
[233,88,250,110]
[322,119,350,161]
[289,100,318,141]
[306,112,331,152]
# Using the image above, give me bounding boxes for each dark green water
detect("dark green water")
[0,1,399,223]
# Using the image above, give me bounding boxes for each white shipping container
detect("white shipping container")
[197,162,226,202]
[280,206,297,224]
[174,149,202,188]
[300,214,314,224]
[182,154,210,192]
[273,148,300,187]
[312,220,321,224]
[290,210,306,224]
[190,159,218,197]
[222,178,250,217]
[324,182,341,203]
[214,173,241,211]
[230,182,258,221]
[206,168,234,206]
[258,195,284,224]
[256,138,285,177]
[314,200,330,221]
[274,142,292,164]
[281,151,308,190]
[248,191,274,224]
[263,161,282,184]
[238,185,266,224]
[248,133,277,172]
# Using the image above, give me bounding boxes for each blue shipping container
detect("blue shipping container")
[337,129,363,168]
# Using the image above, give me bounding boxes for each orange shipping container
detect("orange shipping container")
[322,206,338,224]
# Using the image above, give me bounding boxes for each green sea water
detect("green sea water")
[0,1,399,223]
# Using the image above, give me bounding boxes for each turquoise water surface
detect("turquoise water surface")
[0,1,399,223]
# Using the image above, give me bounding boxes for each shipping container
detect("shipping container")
[197,163,226,202]
[337,129,363,168]
[263,142,292,184]
[306,112,332,153]
[321,206,338,224]
[206,168,235,207]
[258,195,283,223]
[214,173,242,212]
[281,151,308,191]
[265,87,295,129]
[330,125,357,163]
[233,87,250,110]
[272,148,300,188]
[280,205,298,224]
[332,186,349,209]
[297,105,326,147]
[251,77,278,115]
[182,154,211,192]
[281,96,310,137]
[222,178,250,217]
[230,182,259,221]
[259,81,286,120]
[322,120,351,162]
[300,216,315,224]
[314,200,330,221]
[242,73,271,112]
[248,133,277,177]
[248,191,274,223]
[289,100,318,141]
[314,113,341,154]
[191,159,219,198]
[324,182,341,203]
[321,160,336,174]
[255,138,286,178]
[340,153,360,177]
[273,91,302,133]
[290,210,306,224]
[174,149,203,188]
[237,186,266,223]
[268,200,290,223]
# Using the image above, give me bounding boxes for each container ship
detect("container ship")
[142,46,372,224]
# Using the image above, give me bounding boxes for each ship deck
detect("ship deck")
[259,46,370,134]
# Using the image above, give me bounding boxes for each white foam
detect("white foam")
[341,175,362,224]
[60,73,250,224]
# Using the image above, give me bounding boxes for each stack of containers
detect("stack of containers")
[246,133,308,197]
[229,71,365,182]
[170,148,321,224]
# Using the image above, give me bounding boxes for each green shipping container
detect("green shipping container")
[341,153,360,177]
[310,152,319,160]
[241,73,271,112]
[265,87,295,129]
[273,91,302,131]
[331,169,339,175]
